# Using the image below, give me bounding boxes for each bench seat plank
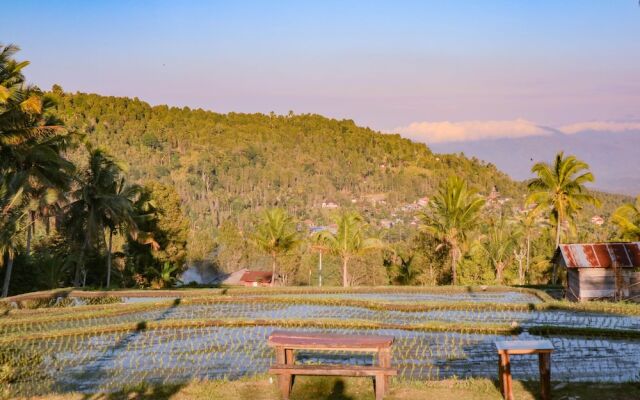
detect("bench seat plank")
[495,340,554,354]
[268,331,394,350]
[270,364,397,377]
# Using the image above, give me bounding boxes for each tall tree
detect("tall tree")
[482,219,519,284]
[253,208,298,286]
[314,211,383,287]
[65,146,137,287]
[612,196,640,241]
[103,178,139,287]
[420,176,485,285]
[513,207,545,284]
[0,43,73,295]
[527,152,600,283]
[0,184,26,297]
[126,181,188,278]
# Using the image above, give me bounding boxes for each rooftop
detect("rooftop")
[553,242,640,269]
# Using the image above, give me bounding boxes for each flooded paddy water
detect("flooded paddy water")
[2,290,639,395]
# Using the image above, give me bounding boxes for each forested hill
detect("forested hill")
[52,90,522,258]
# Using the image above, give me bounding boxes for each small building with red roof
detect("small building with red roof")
[239,271,274,287]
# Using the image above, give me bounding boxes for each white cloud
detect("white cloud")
[558,121,640,135]
[394,118,550,143]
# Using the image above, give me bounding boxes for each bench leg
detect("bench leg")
[374,373,386,400]
[499,353,513,400]
[498,354,503,396]
[285,349,295,391]
[539,353,551,400]
[275,347,293,400]
[278,375,293,400]
[379,347,392,390]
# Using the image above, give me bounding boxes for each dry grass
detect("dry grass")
[12,377,640,400]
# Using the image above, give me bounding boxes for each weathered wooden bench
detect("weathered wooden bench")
[268,331,397,400]
[495,340,554,400]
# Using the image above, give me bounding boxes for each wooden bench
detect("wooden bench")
[495,340,554,400]
[268,331,397,400]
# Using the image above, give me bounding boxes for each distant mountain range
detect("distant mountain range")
[429,130,640,196]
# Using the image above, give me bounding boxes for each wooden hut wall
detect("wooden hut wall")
[566,269,580,301]
[578,269,631,300]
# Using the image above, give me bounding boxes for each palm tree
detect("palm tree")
[612,196,640,241]
[513,207,545,284]
[65,146,138,287]
[146,262,181,289]
[253,208,298,286]
[103,178,140,287]
[1,44,74,294]
[482,219,519,284]
[1,44,74,207]
[527,152,600,283]
[420,176,485,285]
[394,255,419,285]
[314,211,383,287]
[0,185,26,297]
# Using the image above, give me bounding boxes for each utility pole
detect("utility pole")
[318,250,323,287]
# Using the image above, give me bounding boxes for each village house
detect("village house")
[238,270,274,287]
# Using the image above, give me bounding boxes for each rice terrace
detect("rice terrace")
[3,1,640,399]
[2,286,640,399]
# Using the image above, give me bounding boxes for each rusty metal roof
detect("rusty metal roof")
[555,242,640,269]
[240,271,273,282]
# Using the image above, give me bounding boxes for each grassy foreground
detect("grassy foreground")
[13,377,640,400]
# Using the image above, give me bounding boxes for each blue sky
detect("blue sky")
[2,1,639,140]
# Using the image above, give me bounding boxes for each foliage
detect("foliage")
[252,208,299,286]
[527,152,601,283]
[126,182,189,278]
[314,211,385,287]
[0,44,74,297]
[146,262,181,289]
[481,218,519,284]
[612,196,640,241]
[527,152,600,246]
[62,145,139,286]
[420,176,485,285]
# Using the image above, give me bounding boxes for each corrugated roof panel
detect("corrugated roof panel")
[558,242,640,268]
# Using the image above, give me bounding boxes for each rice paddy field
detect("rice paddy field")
[1,286,639,398]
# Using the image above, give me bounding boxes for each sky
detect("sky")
[2,1,640,142]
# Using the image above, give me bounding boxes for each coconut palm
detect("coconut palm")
[527,152,600,283]
[0,184,26,297]
[1,44,74,294]
[253,208,298,286]
[314,211,384,287]
[482,219,519,284]
[65,146,138,287]
[1,44,74,199]
[612,196,640,241]
[420,176,485,285]
[103,178,140,288]
[513,207,546,284]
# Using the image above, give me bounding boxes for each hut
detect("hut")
[239,271,274,287]
[553,242,640,302]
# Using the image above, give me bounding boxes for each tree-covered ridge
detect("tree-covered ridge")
[52,90,521,253]
[3,45,639,297]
